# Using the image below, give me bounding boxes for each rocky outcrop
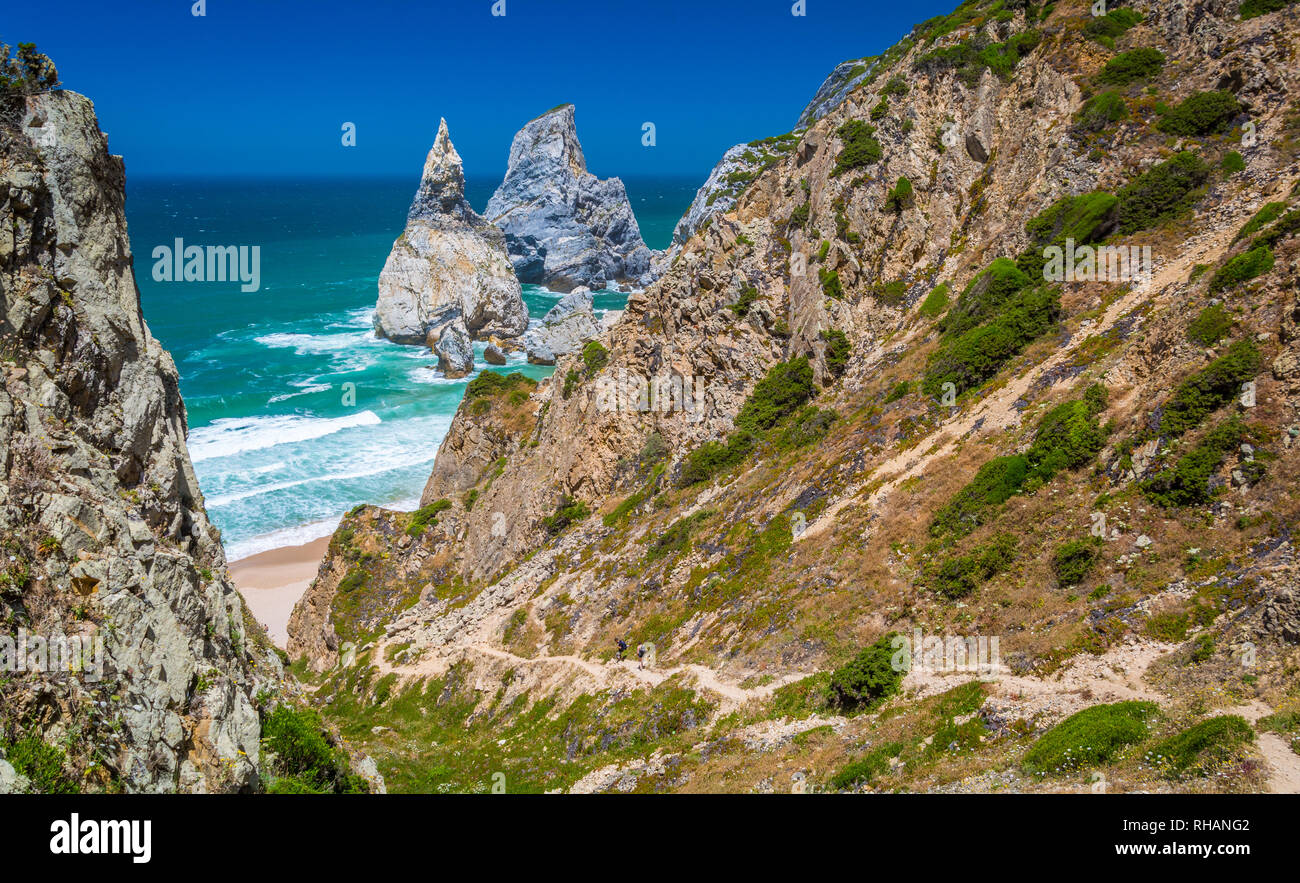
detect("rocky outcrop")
[434,319,475,378]
[486,105,658,292]
[795,56,876,129]
[1,92,282,792]
[374,119,527,347]
[523,288,601,365]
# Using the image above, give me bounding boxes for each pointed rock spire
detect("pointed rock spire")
[408,118,472,222]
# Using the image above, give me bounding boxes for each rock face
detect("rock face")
[1,92,282,792]
[795,57,876,129]
[434,319,475,378]
[374,119,527,347]
[670,144,752,249]
[486,105,658,292]
[523,288,601,365]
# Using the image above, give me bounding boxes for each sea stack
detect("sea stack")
[374,119,527,348]
[486,104,659,293]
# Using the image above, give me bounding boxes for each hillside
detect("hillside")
[287,0,1300,794]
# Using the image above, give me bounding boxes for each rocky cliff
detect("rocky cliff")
[294,0,1300,795]
[0,91,282,792]
[486,104,658,292]
[374,119,527,349]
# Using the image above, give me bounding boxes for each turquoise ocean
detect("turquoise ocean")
[128,176,697,560]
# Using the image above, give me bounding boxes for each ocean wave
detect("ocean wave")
[189,410,382,462]
[206,448,441,507]
[224,494,423,562]
[267,383,332,404]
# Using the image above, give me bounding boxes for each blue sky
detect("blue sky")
[6,0,955,181]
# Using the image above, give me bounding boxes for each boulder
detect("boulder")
[375,119,527,345]
[434,320,475,378]
[484,343,507,366]
[523,289,601,364]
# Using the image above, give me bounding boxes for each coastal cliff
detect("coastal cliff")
[0,91,280,792]
[295,0,1300,795]
[374,119,527,352]
[486,104,658,292]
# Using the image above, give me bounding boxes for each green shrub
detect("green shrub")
[4,736,75,793]
[1209,245,1274,292]
[678,431,756,486]
[918,283,950,318]
[1052,537,1103,587]
[1096,48,1165,86]
[262,705,367,794]
[915,31,1041,86]
[931,456,1028,539]
[1186,304,1232,346]
[925,533,1018,599]
[581,340,609,374]
[1221,151,1245,174]
[819,267,843,300]
[832,120,883,176]
[885,176,914,212]
[464,370,536,401]
[827,633,904,713]
[1249,208,1300,250]
[542,496,590,535]
[1073,91,1129,134]
[406,499,452,537]
[1234,202,1286,241]
[1023,701,1158,775]
[885,380,912,403]
[1025,390,1108,482]
[1158,340,1259,438]
[923,285,1060,395]
[1115,151,1209,234]
[1156,90,1240,136]
[876,279,908,306]
[939,258,1032,339]
[1083,7,1142,45]
[821,329,850,378]
[829,741,903,789]
[1239,0,1294,19]
[730,285,759,318]
[1147,715,1253,778]
[1142,418,1251,508]
[562,369,580,399]
[735,357,817,434]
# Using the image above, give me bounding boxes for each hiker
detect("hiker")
[637,644,647,671]
[616,638,627,661]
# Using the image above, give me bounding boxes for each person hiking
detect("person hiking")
[637,644,647,671]
[615,638,627,661]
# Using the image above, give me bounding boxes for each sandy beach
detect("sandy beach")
[229,536,329,649]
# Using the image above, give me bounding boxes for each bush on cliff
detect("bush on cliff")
[826,633,903,713]
[0,41,60,97]
[1156,90,1241,137]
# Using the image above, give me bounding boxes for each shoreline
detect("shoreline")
[229,535,330,649]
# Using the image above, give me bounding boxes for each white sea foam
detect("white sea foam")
[189,410,382,462]
[225,494,422,562]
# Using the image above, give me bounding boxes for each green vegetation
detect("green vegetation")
[1155,340,1259,439]
[924,533,1018,599]
[1141,418,1256,508]
[735,356,817,435]
[1023,701,1158,776]
[918,283,950,319]
[730,285,759,318]
[1147,715,1253,778]
[1096,48,1165,86]
[406,499,452,538]
[0,41,60,98]
[262,705,369,794]
[1209,245,1274,292]
[930,456,1028,539]
[1221,151,1245,174]
[1186,304,1233,346]
[1072,91,1129,135]
[819,267,844,299]
[885,380,912,403]
[1156,90,1240,137]
[2,736,75,793]
[1235,202,1286,241]
[826,633,904,713]
[1052,537,1103,587]
[832,120,883,176]
[1083,7,1142,47]
[541,496,590,535]
[829,741,903,789]
[885,176,914,212]
[914,30,1042,87]
[1115,151,1209,234]
[647,511,712,560]
[777,406,839,449]
[464,370,536,401]
[923,283,1059,396]
[1239,0,1294,19]
[679,432,757,487]
[581,340,609,374]
[821,328,851,378]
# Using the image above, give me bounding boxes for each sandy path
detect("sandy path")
[1222,701,1300,794]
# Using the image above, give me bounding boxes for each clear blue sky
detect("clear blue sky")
[6,0,955,181]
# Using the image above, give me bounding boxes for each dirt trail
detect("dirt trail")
[377,639,809,708]
[1223,701,1300,795]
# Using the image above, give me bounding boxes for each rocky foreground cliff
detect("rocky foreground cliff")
[292,0,1300,794]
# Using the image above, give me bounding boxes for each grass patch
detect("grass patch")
[1023,701,1158,776]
